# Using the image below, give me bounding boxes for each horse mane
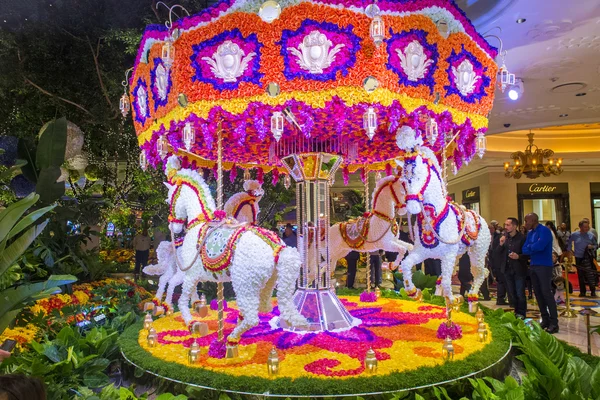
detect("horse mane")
[371,175,400,208]
[170,167,217,213]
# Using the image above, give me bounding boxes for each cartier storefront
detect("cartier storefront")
[517,183,570,228]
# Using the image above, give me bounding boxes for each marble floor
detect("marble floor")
[477,291,600,356]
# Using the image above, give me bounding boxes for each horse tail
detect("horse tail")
[275,247,307,327]
[142,241,175,276]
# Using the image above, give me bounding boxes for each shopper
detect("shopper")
[489,224,510,305]
[523,213,558,333]
[567,220,598,297]
[458,252,473,296]
[345,251,360,289]
[133,228,151,281]
[557,223,571,251]
[369,250,382,287]
[545,221,563,256]
[495,218,528,318]
[282,223,297,248]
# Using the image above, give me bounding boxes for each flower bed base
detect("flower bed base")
[119,296,512,396]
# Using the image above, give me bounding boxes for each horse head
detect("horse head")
[396,152,430,215]
[243,179,264,198]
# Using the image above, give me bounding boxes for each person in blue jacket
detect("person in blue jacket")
[522,213,559,333]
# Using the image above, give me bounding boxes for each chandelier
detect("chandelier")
[504,131,563,179]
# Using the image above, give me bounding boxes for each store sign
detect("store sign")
[462,187,480,202]
[517,183,568,194]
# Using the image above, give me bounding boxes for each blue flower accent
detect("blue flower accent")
[278,19,361,82]
[190,29,263,91]
[444,45,491,104]
[132,78,150,124]
[150,58,172,111]
[386,29,439,94]
[0,136,18,166]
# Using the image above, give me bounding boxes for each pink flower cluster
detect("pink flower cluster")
[436,321,462,340]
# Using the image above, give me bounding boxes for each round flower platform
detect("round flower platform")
[119,296,512,396]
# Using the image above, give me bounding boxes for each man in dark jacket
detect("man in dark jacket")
[494,218,528,318]
[488,225,510,305]
[523,212,558,333]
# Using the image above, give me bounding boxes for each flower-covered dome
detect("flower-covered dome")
[130,0,497,173]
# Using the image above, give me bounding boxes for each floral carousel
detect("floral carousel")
[118,0,513,395]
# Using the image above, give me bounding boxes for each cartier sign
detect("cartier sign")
[461,187,480,202]
[517,183,568,194]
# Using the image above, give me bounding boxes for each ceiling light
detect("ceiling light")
[559,114,568,117]
[508,89,519,100]
[504,131,562,179]
[576,92,587,96]
[507,78,524,101]
[516,18,526,24]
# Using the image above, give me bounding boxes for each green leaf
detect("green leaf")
[119,387,137,400]
[0,220,49,279]
[17,138,38,183]
[83,371,110,388]
[6,204,55,242]
[591,360,600,398]
[36,167,65,204]
[0,192,39,245]
[36,118,68,169]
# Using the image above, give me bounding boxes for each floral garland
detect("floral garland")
[436,321,462,340]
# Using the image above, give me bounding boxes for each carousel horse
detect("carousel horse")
[327,175,414,280]
[142,240,200,311]
[164,156,306,341]
[394,126,491,306]
[224,180,264,224]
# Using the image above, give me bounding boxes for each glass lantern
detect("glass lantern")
[425,118,438,144]
[363,107,377,140]
[162,40,175,70]
[370,16,385,46]
[139,151,148,171]
[183,122,195,151]
[475,132,486,159]
[157,135,168,159]
[498,63,515,93]
[271,111,284,142]
[119,92,130,118]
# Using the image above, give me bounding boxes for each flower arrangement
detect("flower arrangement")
[359,291,378,302]
[436,321,463,340]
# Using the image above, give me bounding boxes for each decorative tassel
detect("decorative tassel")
[385,163,393,176]
[272,168,279,186]
[257,168,264,185]
[360,168,367,184]
[343,166,350,186]
[229,165,237,183]
[212,165,218,180]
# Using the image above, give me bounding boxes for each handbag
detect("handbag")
[587,248,600,272]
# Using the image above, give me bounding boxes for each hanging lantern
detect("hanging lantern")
[119,92,130,118]
[157,135,168,159]
[370,15,385,46]
[271,111,284,142]
[183,122,195,151]
[364,348,378,374]
[147,328,158,347]
[284,174,291,189]
[188,342,200,364]
[475,132,486,159]
[452,161,458,175]
[363,107,377,140]
[139,151,148,171]
[267,347,280,376]
[426,118,439,144]
[498,63,515,93]
[161,39,175,70]
[441,336,454,360]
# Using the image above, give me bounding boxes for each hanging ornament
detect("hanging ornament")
[243,169,251,180]
[139,151,148,171]
[370,15,385,46]
[161,38,175,70]
[425,118,439,144]
[385,163,394,176]
[363,107,377,140]
[257,168,264,184]
[283,174,291,189]
[452,161,458,175]
[183,122,195,151]
[360,168,367,184]
[271,111,284,142]
[272,168,280,186]
[230,165,237,183]
[342,166,350,186]
[119,93,130,118]
[475,132,486,159]
[375,171,382,182]
[497,61,515,93]
[157,136,168,159]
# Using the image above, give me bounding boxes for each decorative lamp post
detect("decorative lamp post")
[147,328,158,347]
[475,132,486,159]
[267,347,280,376]
[363,107,377,140]
[188,342,200,364]
[157,135,168,159]
[475,308,484,323]
[183,122,195,151]
[271,111,284,142]
[364,348,378,374]
[441,336,454,360]
[477,322,488,342]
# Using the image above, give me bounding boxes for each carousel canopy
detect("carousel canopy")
[130,0,498,174]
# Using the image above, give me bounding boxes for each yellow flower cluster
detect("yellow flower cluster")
[0,324,41,348]
[73,290,90,305]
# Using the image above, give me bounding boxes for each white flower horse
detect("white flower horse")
[327,175,413,279]
[224,180,264,224]
[395,126,491,308]
[164,156,306,342]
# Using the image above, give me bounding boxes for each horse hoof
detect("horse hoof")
[194,304,208,318]
[191,322,209,336]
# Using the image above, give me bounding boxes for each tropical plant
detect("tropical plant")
[394,270,438,291]
[0,192,76,332]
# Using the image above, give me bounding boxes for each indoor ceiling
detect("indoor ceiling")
[458,0,600,134]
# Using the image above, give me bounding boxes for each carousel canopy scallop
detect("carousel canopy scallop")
[130,0,498,174]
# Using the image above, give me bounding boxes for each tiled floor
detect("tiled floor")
[477,291,600,355]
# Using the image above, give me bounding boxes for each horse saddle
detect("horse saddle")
[339,216,371,249]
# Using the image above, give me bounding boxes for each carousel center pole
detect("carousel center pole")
[216,124,225,343]
[364,170,371,293]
